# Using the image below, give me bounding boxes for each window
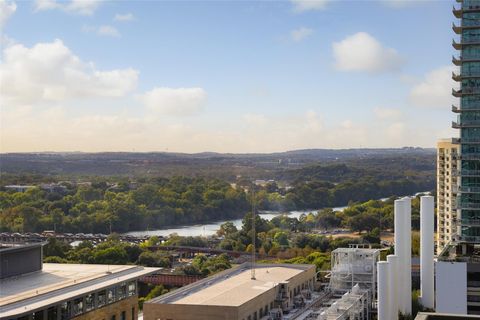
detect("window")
[131,307,135,320]
[60,301,71,320]
[111,315,116,320]
[128,281,136,296]
[86,293,95,311]
[73,297,84,316]
[117,284,127,300]
[107,288,115,304]
[98,290,107,307]
[121,311,126,320]
[47,306,57,320]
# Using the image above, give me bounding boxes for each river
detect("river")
[124,192,429,238]
[124,205,348,238]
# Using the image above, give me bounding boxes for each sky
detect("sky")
[0,0,459,153]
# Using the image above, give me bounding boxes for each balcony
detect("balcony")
[452,55,480,66]
[453,39,480,49]
[452,119,480,128]
[458,137,480,143]
[458,202,480,210]
[453,22,480,34]
[453,4,480,19]
[461,154,480,160]
[452,87,480,97]
[459,169,480,176]
[453,105,461,113]
[458,186,480,193]
[457,235,480,243]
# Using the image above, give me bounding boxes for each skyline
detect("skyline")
[0,0,458,153]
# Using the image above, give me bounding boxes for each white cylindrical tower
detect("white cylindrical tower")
[420,195,435,310]
[387,254,399,320]
[377,261,390,320]
[394,198,406,313]
[403,196,412,315]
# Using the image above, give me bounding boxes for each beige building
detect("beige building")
[144,263,316,320]
[0,243,158,320]
[437,138,460,254]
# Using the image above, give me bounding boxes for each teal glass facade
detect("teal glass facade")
[454,0,480,240]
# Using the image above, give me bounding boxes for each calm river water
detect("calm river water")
[124,205,348,238]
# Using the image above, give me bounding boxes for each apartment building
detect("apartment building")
[437,138,460,254]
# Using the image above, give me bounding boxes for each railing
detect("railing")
[458,186,480,193]
[457,235,480,243]
[458,169,480,176]
[453,55,480,62]
[452,120,480,127]
[457,137,480,143]
[461,154,480,160]
[460,218,480,225]
[454,21,480,29]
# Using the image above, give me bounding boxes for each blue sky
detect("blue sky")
[0,0,459,152]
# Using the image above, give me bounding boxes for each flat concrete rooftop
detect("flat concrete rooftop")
[0,263,158,318]
[150,263,314,307]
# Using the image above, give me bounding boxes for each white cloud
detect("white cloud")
[332,32,403,73]
[98,25,120,37]
[0,0,16,30]
[35,0,100,15]
[409,66,455,108]
[374,107,402,120]
[140,87,207,116]
[0,39,138,106]
[114,13,134,22]
[290,27,313,42]
[291,0,329,12]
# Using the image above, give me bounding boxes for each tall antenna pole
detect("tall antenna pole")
[251,183,256,280]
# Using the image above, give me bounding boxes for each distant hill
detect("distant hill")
[0,148,435,181]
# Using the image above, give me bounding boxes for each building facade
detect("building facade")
[0,243,158,320]
[453,0,480,246]
[144,263,316,320]
[437,139,460,254]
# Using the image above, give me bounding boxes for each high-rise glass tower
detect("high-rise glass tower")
[453,0,480,244]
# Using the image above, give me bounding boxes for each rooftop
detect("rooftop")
[0,263,158,318]
[150,263,314,307]
[415,312,480,319]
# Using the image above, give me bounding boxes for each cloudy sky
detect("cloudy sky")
[0,0,457,153]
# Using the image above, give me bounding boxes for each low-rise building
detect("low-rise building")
[143,263,316,320]
[0,243,158,320]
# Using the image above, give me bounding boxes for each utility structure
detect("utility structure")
[452,0,480,250]
[251,183,256,280]
[377,196,435,319]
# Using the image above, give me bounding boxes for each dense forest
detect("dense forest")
[0,166,432,233]
[0,149,435,233]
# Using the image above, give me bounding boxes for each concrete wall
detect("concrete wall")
[0,244,42,279]
[436,261,467,314]
[143,304,238,320]
[74,295,138,320]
